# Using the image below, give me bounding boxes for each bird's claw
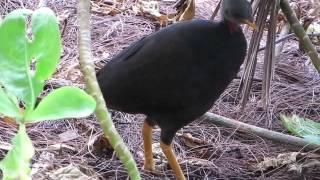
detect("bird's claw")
[143,162,155,172]
[143,162,163,175]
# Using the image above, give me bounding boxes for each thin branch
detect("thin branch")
[280,0,320,72]
[259,26,292,52]
[77,1,141,179]
[239,0,271,108]
[258,32,320,52]
[209,0,221,20]
[262,0,277,109]
[273,21,290,79]
[203,112,320,152]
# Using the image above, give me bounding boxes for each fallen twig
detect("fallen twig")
[203,112,320,152]
[209,0,221,20]
[258,33,320,52]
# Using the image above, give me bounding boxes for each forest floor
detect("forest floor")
[1,0,320,179]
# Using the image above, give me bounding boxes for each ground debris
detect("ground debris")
[256,152,320,177]
[48,165,93,180]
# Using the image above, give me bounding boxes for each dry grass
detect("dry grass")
[0,0,320,179]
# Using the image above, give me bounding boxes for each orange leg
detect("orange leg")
[142,121,155,171]
[160,141,185,180]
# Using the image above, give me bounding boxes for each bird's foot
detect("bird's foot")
[143,161,155,172]
[143,161,163,175]
[143,160,156,172]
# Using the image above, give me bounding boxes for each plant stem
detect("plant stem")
[77,0,141,179]
[239,0,271,108]
[262,0,277,109]
[280,0,320,72]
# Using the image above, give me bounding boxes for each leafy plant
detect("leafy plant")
[0,8,96,179]
[281,114,320,145]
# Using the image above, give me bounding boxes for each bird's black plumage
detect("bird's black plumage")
[97,19,246,144]
[97,0,254,178]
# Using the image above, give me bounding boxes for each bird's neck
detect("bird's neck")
[225,21,240,34]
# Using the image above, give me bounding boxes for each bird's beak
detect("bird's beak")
[241,19,257,30]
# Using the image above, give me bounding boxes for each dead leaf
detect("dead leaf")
[76,121,95,134]
[133,0,170,26]
[87,133,113,155]
[31,152,55,177]
[172,0,195,22]
[1,108,24,126]
[66,66,82,82]
[91,0,122,16]
[2,116,17,126]
[132,0,161,17]
[289,160,320,175]
[59,130,79,142]
[180,158,216,168]
[177,133,208,148]
[49,165,93,180]
[132,0,195,26]
[47,143,76,152]
[257,152,300,171]
[39,151,56,162]
[277,2,301,33]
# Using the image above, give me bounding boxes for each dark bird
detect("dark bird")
[97,0,255,179]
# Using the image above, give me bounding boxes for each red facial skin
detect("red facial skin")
[227,21,239,33]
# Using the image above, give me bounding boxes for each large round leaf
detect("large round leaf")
[0,8,61,107]
[25,87,96,123]
[0,87,21,118]
[30,8,62,82]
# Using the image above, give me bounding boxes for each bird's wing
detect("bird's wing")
[97,20,221,113]
[111,36,148,62]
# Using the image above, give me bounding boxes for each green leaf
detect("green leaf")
[0,86,21,118]
[30,7,61,93]
[0,9,35,106]
[281,114,320,137]
[0,8,61,108]
[25,87,96,123]
[0,125,34,180]
[303,135,320,145]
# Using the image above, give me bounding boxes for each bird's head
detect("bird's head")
[221,0,256,31]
